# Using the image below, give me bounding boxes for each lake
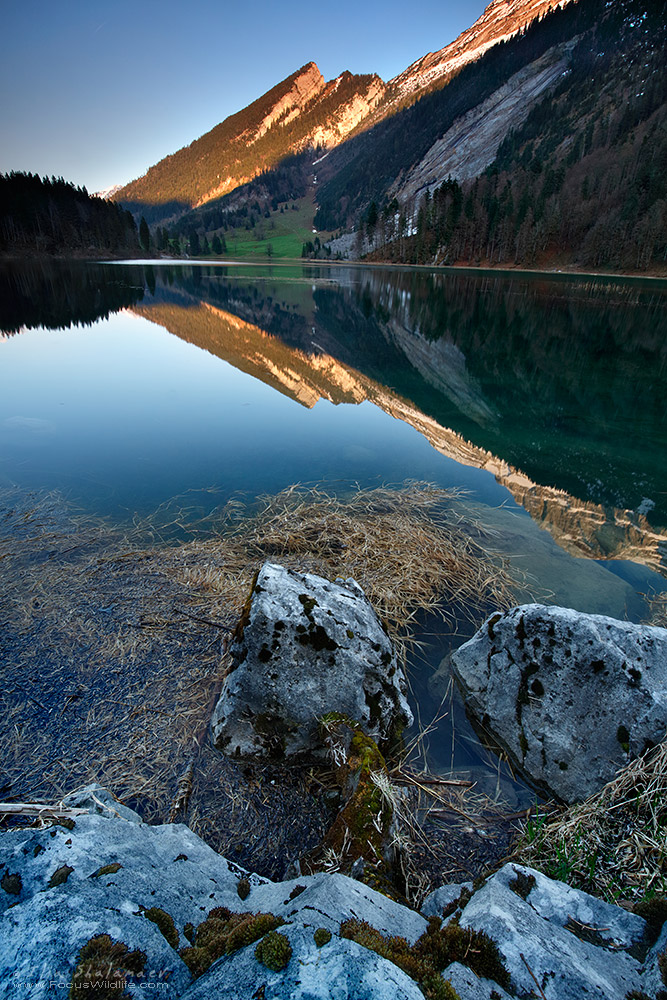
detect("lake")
[2,259,667,812]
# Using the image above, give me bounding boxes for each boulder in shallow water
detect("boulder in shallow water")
[451,603,667,802]
[211,562,412,760]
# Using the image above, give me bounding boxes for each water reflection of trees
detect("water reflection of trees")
[0,261,145,335]
[154,266,667,523]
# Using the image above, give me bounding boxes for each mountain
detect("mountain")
[116,63,385,223]
[114,0,572,226]
[313,0,603,232]
[112,0,666,274]
[354,0,667,272]
[389,0,572,107]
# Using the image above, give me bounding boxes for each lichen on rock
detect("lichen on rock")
[211,563,412,761]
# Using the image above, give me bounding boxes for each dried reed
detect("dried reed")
[0,481,517,876]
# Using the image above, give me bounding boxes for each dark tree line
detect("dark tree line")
[0,172,141,257]
[0,261,146,334]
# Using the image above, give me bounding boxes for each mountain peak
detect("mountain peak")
[390,0,573,102]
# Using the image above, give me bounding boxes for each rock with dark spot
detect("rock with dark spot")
[211,563,412,760]
[451,604,667,802]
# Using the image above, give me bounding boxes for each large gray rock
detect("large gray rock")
[0,795,426,1000]
[182,924,426,1000]
[212,563,412,760]
[4,790,666,1000]
[442,962,514,1000]
[640,922,667,997]
[451,604,667,802]
[459,863,647,1000]
[420,881,472,919]
[61,782,143,823]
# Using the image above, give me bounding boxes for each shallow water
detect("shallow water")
[2,259,666,804]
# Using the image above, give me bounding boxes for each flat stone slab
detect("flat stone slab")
[2,794,664,1000]
[451,604,667,801]
[212,562,412,760]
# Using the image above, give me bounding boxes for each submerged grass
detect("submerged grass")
[515,739,667,904]
[167,482,517,654]
[0,481,517,874]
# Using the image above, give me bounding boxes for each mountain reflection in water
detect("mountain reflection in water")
[2,259,666,583]
[131,263,667,578]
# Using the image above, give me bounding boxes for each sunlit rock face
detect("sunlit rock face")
[394,43,573,203]
[389,0,574,105]
[451,604,667,803]
[248,62,326,144]
[211,563,412,760]
[308,74,386,147]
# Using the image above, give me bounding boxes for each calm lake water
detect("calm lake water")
[2,259,667,801]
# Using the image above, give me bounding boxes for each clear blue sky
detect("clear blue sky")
[1,0,486,194]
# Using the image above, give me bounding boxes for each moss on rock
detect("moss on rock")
[254,929,292,971]
[143,907,179,950]
[341,914,508,999]
[69,934,146,1000]
[179,907,284,978]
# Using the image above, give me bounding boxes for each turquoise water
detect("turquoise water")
[2,259,666,800]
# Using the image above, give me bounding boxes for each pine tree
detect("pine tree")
[139,216,150,252]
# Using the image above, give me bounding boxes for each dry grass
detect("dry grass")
[0,481,517,877]
[160,482,517,654]
[516,738,667,903]
[645,592,667,628]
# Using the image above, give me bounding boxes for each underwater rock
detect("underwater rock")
[451,604,667,802]
[211,562,412,760]
[61,782,143,823]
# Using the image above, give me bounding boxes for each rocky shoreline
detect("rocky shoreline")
[3,561,667,997]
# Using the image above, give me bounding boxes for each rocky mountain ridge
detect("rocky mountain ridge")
[115,0,570,222]
[389,0,573,106]
[116,62,386,221]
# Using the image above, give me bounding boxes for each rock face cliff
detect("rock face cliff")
[393,41,574,203]
[247,63,325,144]
[389,0,573,106]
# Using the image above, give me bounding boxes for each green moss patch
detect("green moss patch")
[316,719,393,876]
[48,864,74,888]
[90,863,123,879]
[341,916,508,999]
[179,907,284,978]
[1,871,22,895]
[143,907,179,950]
[314,927,332,947]
[69,934,146,1000]
[255,930,292,971]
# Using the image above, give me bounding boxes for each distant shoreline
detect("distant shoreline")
[2,252,666,283]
